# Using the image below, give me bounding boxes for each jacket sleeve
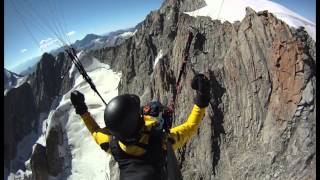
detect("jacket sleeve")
[80,112,111,153]
[169,104,206,150]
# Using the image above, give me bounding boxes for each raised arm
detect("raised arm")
[71,90,111,153]
[80,112,100,134]
[169,105,206,150]
[169,74,211,150]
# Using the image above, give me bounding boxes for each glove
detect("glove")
[70,90,88,115]
[191,74,211,108]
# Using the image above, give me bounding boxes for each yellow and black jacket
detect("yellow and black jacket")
[80,104,206,179]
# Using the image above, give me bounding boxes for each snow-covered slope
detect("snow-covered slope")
[185,0,316,41]
[7,113,48,180]
[153,50,163,70]
[44,55,121,179]
[9,54,122,180]
[4,68,27,95]
[5,68,20,87]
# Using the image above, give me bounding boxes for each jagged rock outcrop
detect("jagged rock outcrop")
[30,144,49,180]
[162,0,206,12]
[5,52,73,179]
[29,52,73,113]
[29,53,61,113]
[4,83,37,172]
[26,53,73,179]
[90,1,316,179]
[55,52,74,95]
[4,68,23,90]
[45,124,65,176]
[8,0,314,179]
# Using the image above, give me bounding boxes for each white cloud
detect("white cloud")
[39,38,59,51]
[67,31,76,36]
[21,49,27,53]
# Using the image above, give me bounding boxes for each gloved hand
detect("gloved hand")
[191,74,211,108]
[70,90,88,115]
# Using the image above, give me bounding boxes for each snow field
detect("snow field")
[185,0,316,41]
[42,55,121,180]
[153,49,163,70]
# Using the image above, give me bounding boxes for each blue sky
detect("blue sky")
[4,0,164,70]
[272,0,316,22]
[4,0,316,71]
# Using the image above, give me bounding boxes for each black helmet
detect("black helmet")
[104,94,143,143]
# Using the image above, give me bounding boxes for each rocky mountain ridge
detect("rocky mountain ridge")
[4,52,74,179]
[89,0,316,179]
[4,0,316,179]
[4,68,23,91]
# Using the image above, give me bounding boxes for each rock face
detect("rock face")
[30,144,49,180]
[4,83,37,171]
[45,123,65,176]
[29,53,60,113]
[4,52,73,179]
[6,0,315,179]
[89,1,316,179]
[26,52,73,178]
[55,52,74,95]
[162,0,206,12]
[29,52,73,113]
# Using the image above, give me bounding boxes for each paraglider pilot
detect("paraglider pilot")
[70,74,211,180]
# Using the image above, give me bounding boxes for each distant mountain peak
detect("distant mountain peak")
[4,68,25,93]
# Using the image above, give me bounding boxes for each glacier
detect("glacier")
[185,0,316,41]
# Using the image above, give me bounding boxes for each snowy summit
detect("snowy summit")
[185,0,316,41]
